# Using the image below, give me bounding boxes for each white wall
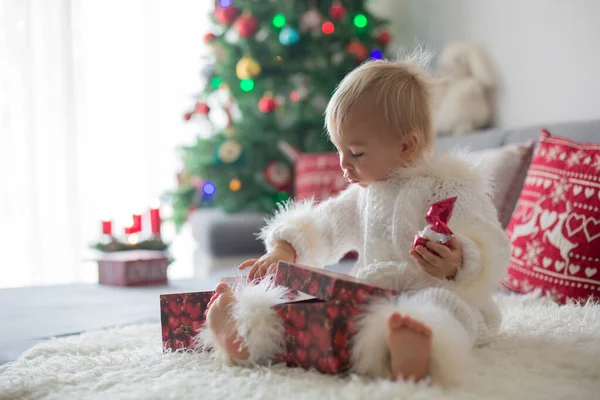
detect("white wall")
[369,0,600,128]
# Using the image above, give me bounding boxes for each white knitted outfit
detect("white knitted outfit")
[197,153,511,385]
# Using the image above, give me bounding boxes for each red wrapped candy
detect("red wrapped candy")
[413,197,457,250]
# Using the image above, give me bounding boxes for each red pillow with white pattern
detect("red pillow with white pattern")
[503,129,600,303]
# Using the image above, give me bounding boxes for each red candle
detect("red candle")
[150,199,161,234]
[132,213,142,233]
[102,219,112,235]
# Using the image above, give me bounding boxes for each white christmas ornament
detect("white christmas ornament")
[218,139,242,164]
[255,27,269,42]
[311,95,329,112]
[225,29,240,44]
[331,52,345,65]
[301,8,323,32]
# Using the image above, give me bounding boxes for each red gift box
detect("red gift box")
[294,152,348,202]
[97,250,171,286]
[274,262,397,304]
[160,263,396,373]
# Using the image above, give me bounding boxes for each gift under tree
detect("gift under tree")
[170,0,391,228]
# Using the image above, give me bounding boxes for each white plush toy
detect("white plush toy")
[433,43,498,136]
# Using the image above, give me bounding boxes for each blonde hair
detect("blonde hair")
[325,49,434,151]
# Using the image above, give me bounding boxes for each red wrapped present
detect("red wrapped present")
[97,250,171,286]
[295,152,348,202]
[274,262,398,304]
[160,285,317,351]
[160,263,397,373]
[278,141,348,202]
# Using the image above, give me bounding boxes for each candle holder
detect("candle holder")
[92,202,169,286]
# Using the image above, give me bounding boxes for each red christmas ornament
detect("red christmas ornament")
[377,31,391,46]
[329,3,346,20]
[235,12,259,38]
[258,95,277,113]
[204,33,216,44]
[194,102,210,115]
[214,5,239,25]
[346,41,368,62]
[183,112,193,121]
[264,161,292,191]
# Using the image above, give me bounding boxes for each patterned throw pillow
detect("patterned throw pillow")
[469,141,535,228]
[503,130,600,303]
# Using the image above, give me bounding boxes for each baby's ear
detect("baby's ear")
[402,133,421,156]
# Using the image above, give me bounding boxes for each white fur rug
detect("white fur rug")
[2,293,600,400]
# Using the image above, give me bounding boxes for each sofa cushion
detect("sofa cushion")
[503,129,600,303]
[469,141,535,228]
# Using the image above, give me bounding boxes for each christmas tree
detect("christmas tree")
[171,0,391,228]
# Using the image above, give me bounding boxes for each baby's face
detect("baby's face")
[330,107,419,187]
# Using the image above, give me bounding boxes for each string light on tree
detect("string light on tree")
[210,77,222,89]
[202,181,216,196]
[272,14,286,28]
[240,78,255,92]
[279,26,300,45]
[219,0,232,7]
[353,13,368,28]
[322,21,335,35]
[235,12,259,38]
[370,49,383,60]
[229,179,242,192]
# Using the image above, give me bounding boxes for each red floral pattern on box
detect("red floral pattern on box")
[272,301,361,373]
[160,264,398,373]
[274,262,398,304]
[161,292,213,350]
[503,129,600,303]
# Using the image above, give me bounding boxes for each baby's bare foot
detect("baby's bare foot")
[206,284,249,360]
[387,312,432,381]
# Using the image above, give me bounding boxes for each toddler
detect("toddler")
[199,51,511,384]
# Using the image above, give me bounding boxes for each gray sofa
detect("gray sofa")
[192,119,600,257]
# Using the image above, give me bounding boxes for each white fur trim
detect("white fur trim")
[195,277,289,366]
[450,220,512,305]
[259,185,361,268]
[388,151,495,198]
[351,295,473,386]
[259,198,318,267]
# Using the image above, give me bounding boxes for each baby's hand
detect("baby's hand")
[238,241,296,281]
[409,237,462,279]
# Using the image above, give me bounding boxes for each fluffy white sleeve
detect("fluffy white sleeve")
[258,184,362,268]
[442,181,512,302]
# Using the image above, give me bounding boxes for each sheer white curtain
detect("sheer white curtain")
[0,0,211,288]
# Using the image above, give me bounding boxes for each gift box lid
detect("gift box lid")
[274,262,397,306]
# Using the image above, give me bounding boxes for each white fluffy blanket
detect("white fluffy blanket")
[1,293,600,400]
